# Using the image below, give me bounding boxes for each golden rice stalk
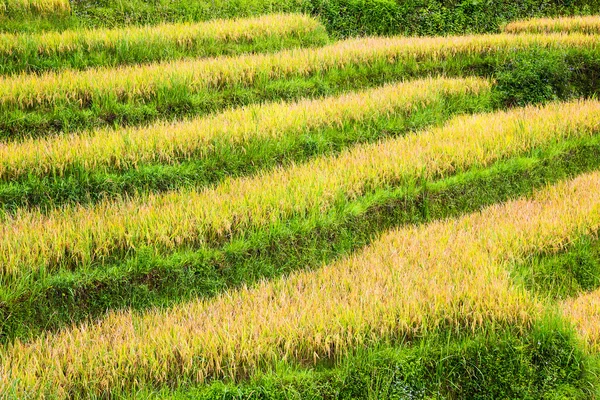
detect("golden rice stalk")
[562,288,600,351]
[0,0,70,15]
[0,32,598,108]
[5,171,600,396]
[504,15,600,34]
[0,14,324,56]
[1,100,600,278]
[0,77,491,179]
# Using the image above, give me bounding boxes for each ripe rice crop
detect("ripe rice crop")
[1,32,598,109]
[1,99,599,280]
[0,0,70,15]
[0,14,328,74]
[562,288,600,351]
[0,77,490,180]
[0,14,321,55]
[504,15,600,34]
[4,171,600,397]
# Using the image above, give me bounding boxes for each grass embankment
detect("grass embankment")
[3,99,600,342]
[0,77,490,210]
[1,32,599,139]
[505,15,600,34]
[513,232,600,301]
[0,14,329,76]
[4,170,600,397]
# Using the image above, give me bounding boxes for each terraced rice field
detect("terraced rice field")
[1,5,600,399]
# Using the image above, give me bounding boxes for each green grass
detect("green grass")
[3,133,600,343]
[513,233,600,301]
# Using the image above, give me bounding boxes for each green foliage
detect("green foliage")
[492,48,577,107]
[514,233,600,300]
[310,0,600,37]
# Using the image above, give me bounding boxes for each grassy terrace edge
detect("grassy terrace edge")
[513,229,600,301]
[1,34,599,139]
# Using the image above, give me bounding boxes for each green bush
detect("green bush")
[492,48,576,108]
[310,0,600,37]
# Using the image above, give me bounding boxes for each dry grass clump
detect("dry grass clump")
[562,288,600,351]
[0,77,490,179]
[1,99,600,279]
[0,14,323,56]
[1,32,598,108]
[504,15,600,34]
[4,171,600,397]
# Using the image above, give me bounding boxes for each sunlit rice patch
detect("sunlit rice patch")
[4,171,600,396]
[504,15,600,34]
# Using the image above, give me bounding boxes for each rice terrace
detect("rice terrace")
[3,0,600,399]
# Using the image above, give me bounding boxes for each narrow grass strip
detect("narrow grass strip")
[504,15,600,34]
[562,288,600,352]
[2,99,600,280]
[0,77,490,181]
[2,133,599,343]
[512,231,600,300]
[2,32,598,110]
[5,171,600,397]
[0,0,69,15]
[0,14,329,75]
